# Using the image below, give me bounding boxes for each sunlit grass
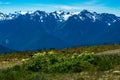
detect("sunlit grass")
[0,44,120,80]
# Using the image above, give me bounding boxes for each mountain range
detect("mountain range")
[0,10,120,51]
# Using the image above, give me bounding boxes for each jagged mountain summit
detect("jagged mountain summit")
[0,10,120,51]
[0,10,119,24]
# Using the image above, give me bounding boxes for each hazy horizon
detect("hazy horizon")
[0,0,120,16]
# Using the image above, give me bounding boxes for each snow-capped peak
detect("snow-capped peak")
[0,10,119,26]
[63,13,72,20]
[71,12,80,15]
[20,11,27,15]
[13,11,28,15]
[0,13,7,20]
[56,10,64,15]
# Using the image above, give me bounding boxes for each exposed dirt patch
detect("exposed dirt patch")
[96,49,120,55]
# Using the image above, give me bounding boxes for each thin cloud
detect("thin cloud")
[84,0,99,5]
[53,4,120,16]
[56,6,79,10]
[0,1,10,5]
[1,3,120,16]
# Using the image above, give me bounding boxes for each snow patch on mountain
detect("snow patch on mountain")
[113,20,116,23]
[108,23,111,26]
[71,12,80,15]
[56,11,64,15]
[0,13,6,20]
[0,10,119,26]
[20,11,27,15]
[63,14,71,20]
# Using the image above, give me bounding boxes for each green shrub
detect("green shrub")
[25,51,95,73]
[94,55,120,71]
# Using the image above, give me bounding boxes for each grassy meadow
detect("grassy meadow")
[0,44,120,80]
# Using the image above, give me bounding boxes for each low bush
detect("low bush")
[1,50,120,80]
[25,51,95,73]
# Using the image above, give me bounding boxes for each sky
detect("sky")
[0,0,120,16]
